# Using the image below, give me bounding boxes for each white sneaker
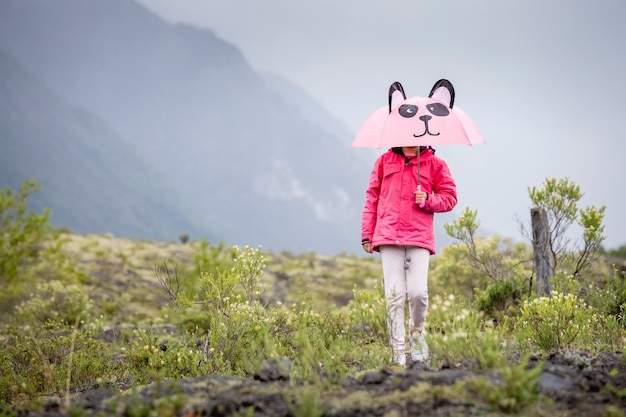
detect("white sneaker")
[410,332,429,362]
[392,351,406,366]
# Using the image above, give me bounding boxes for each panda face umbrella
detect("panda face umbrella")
[351,79,486,206]
[350,79,486,150]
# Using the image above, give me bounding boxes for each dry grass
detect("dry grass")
[57,233,382,324]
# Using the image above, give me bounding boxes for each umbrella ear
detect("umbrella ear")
[388,81,406,113]
[429,79,455,108]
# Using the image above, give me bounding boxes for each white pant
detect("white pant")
[380,245,430,353]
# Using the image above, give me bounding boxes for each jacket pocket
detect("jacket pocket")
[416,164,432,192]
[379,163,402,204]
[382,163,401,178]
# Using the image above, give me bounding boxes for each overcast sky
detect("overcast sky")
[135,0,626,250]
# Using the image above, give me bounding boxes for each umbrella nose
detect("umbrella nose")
[419,115,432,122]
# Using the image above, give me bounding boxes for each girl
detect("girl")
[361,144,457,365]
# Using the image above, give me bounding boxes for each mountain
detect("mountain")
[0,0,374,254]
[0,46,216,241]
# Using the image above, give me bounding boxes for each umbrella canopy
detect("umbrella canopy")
[351,79,486,149]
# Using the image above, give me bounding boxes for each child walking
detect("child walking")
[361,144,457,365]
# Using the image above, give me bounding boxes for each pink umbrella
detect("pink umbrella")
[350,79,486,149]
[351,79,486,206]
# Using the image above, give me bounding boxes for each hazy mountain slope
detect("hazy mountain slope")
[0,47,215,241]
[260,72,358,146]
[0,0,372,254]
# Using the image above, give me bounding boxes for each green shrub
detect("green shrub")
[0,180,57,317]
[428,294,511,369]
[466,356,544,413]
[0,180,52,285]
[528,177,606,280]
[124,325,210,384]
[15,280,92,328]
[603,245,626,260]
[347,279,387,342]
[514,292,599,352]
[549,271,585,296]
[587,268,626,325]
[193,239,237,278]
[0,323,116,404]
[474,277,526,322]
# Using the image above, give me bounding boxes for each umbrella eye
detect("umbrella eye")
[427,103,450,117]
[398,104,419,118]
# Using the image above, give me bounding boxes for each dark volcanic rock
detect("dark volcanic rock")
[15,351,626,417]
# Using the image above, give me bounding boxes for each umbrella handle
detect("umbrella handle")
[416,184,426,208]
[416,150,426,207]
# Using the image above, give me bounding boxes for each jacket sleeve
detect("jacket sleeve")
[361,156,383,242]
[423,158,457,213]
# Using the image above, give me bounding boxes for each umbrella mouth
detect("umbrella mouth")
[413,116,440,138]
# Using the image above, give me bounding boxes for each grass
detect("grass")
[1,232,626,416]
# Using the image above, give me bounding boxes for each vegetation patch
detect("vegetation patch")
[2,178,626,416]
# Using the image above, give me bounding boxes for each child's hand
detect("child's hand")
[414,190,428,205]
[362,242,373,253]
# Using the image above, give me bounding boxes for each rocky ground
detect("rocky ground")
[21,350,626,417]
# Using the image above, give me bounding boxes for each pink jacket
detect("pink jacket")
[361,148,457,255]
